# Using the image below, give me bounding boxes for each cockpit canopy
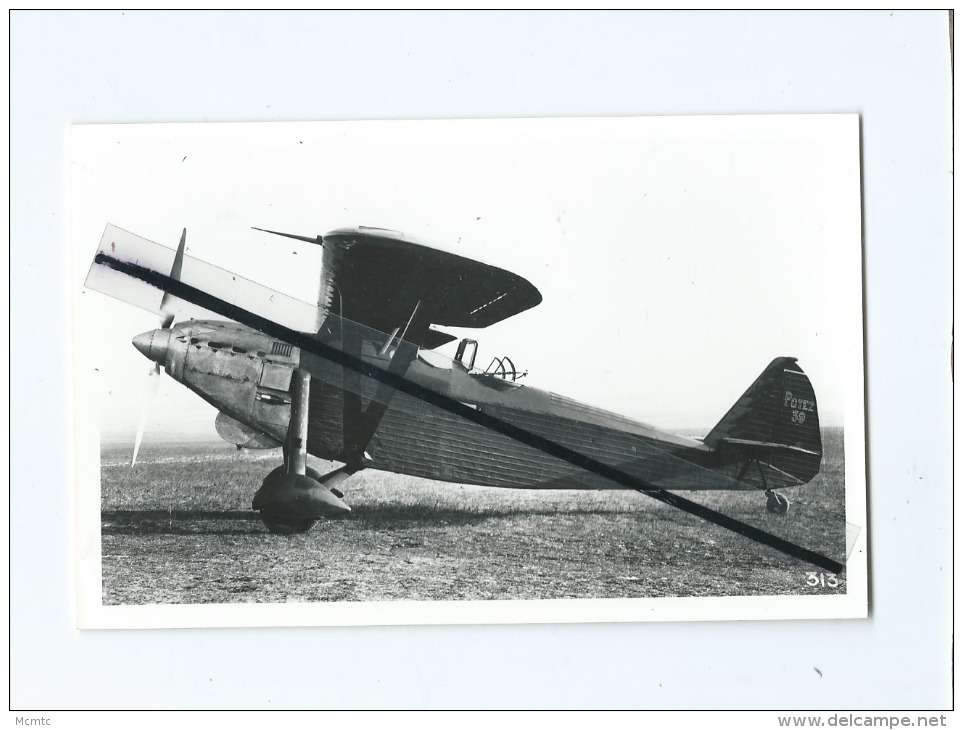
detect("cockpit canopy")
[416,338,526,382]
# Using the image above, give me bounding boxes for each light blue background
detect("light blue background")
[10,10,953,709]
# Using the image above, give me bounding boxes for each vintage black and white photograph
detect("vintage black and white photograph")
[70,115,867,627]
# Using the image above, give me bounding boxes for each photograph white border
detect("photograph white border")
[69,115,868,629]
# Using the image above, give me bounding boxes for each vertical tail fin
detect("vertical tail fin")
[705,357,822,487]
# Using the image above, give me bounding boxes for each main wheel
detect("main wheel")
[765,490,790,515]
[260,512,317,535]
[253,466,333,534]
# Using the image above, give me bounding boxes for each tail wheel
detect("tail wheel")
[765,490,790,515]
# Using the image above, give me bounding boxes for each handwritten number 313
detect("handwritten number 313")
[806,572,839,587]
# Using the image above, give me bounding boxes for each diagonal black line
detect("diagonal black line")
[93,252,845,574]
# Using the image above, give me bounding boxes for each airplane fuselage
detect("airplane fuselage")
[147,319,773,493]
[103,223,822,533]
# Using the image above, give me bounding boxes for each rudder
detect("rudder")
[704,357,822,488]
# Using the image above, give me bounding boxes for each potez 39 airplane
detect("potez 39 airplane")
[88,224,823,537]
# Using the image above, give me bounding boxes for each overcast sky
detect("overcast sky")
[70,115,861,442]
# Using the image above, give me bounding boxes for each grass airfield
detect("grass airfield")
[100,429,847,604]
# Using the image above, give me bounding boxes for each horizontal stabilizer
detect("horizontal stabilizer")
[718,438,821,458]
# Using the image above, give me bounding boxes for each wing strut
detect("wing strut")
[339,302,432,471]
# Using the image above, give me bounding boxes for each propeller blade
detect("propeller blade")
[131,364,161,467]
[133,228,184,467]
[159,228,186,328]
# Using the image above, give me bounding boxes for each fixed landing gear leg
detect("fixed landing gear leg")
[253,370,351,534]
